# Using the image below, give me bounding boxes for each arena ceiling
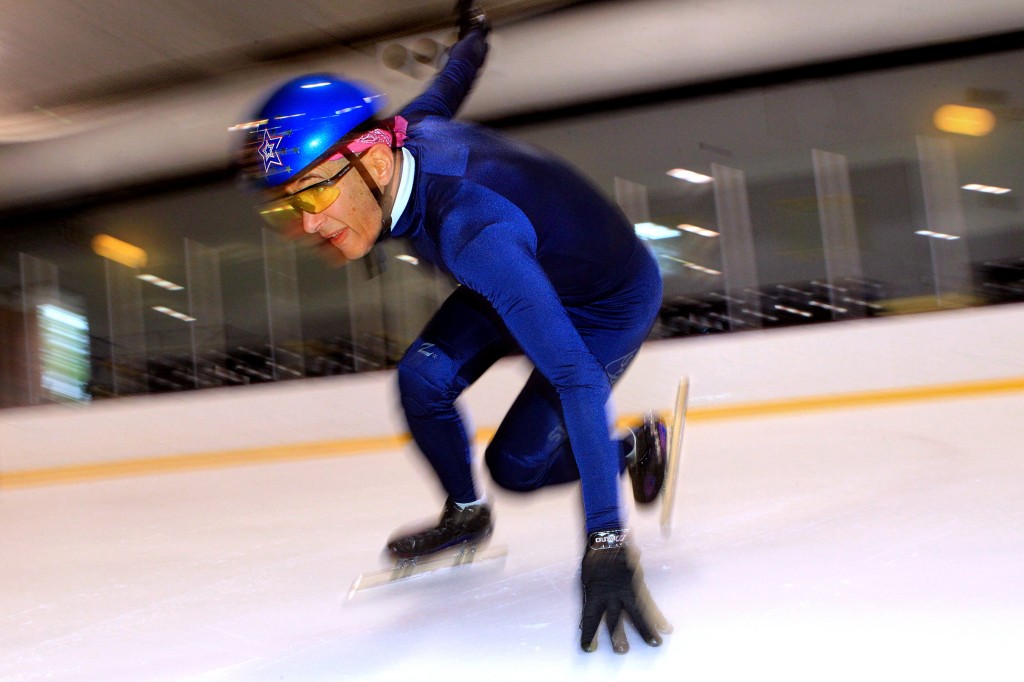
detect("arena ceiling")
[1,0,1023,208]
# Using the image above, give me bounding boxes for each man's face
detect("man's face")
[272,146,391,265]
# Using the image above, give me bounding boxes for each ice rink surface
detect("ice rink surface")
[2,391,1023,681]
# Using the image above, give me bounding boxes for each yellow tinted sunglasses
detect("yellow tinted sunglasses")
[258,159,356,229]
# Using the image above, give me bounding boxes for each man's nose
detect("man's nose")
[301,210,323,234]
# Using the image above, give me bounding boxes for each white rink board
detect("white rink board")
[1,304,1023,472]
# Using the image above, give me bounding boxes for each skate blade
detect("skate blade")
[347,543,508,599]
[660,375,690,537]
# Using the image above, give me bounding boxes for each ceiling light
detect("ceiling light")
[677,223,719,238]
[774,304,813,318]
[634,222,680,240]
[137,274,184,291]
[395,254,420,265]
[91,234,147,269]
[915,230,961,241]
[681,261,721,275]
[808,300,848,314]
[933,104,996,137]
[151,305,195,322]
[667,168,713,184]
[962,183,1011,195]
[662,255,721,275]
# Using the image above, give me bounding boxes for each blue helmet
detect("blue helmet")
[240,73,386,189]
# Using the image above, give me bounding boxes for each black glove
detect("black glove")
[580,530,671,654]
[455,0,490,39]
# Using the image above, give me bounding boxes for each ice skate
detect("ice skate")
[626,413,668,505]
[347,498,501,597]
[350,499,505,593]
[386,497,494,562]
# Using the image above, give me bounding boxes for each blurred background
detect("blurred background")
[1,0,1023,408]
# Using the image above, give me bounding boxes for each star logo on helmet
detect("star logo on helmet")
[257,128,285,173]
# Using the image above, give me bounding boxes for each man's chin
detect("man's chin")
[301,237,353,268]
[286,231,368,268]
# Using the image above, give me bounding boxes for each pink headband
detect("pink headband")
[328,115,408,160]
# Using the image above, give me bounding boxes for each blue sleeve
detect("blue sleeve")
[439,182,622,529]
[400,29,488,120]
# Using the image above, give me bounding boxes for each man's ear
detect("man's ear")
[365,143,396,186]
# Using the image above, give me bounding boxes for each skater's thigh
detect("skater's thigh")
[399,286,517,391]
[488,369,563,465]
[487,317,647,467]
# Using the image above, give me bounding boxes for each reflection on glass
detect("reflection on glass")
[1,46,1022,406]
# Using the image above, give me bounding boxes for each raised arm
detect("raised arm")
[399,21,489,121]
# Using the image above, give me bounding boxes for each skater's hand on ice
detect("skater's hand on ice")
[579,530,672,654]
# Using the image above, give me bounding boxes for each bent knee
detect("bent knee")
[484,444,542,493]
[397,352,461,418]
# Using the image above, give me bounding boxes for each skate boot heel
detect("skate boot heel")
[386,497,494,562]
[627,413,668,505]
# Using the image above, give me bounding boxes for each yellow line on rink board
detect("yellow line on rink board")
[0,435,412,489]
[682,375,1024,422]
[2,375,1023,490]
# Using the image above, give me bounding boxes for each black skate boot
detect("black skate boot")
[386,497,494,561]
[626,413,668,505]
